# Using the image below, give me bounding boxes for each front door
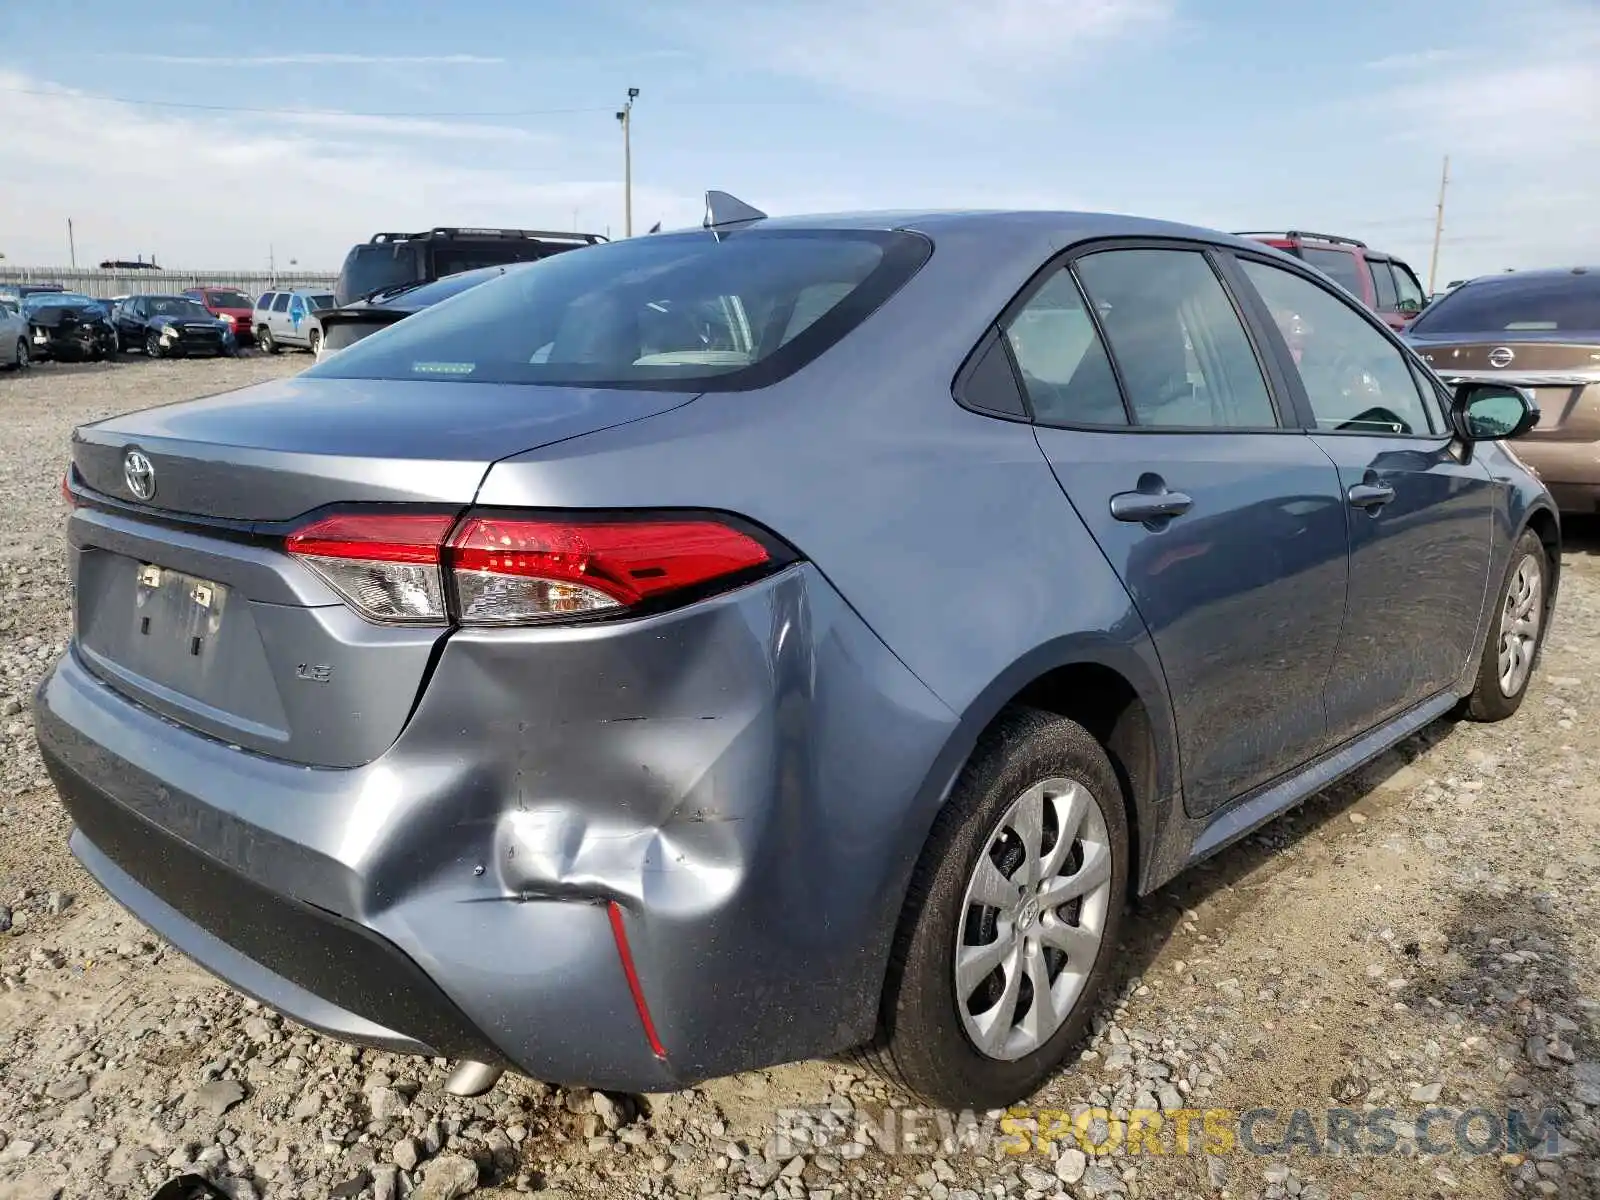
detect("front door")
[1236,256,1496,742]
[1012,245,1351,816]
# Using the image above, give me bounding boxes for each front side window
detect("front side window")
[1299,247,1366,299]
[311,228,930,390]
[1001,269,1126,426]
[1241,259,1436,436]
[1073,248,1278,428]
[1368,260,1399,309]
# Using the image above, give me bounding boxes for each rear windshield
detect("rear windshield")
[1298,247,1366,298]
[373,266,510,308]
[1409,273,1600,335]
[342,244,423,300]
[207,290,253,308]
[308,228,931,390]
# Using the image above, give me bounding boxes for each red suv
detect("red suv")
[1236,231,1428,331]
[183,287,257,346]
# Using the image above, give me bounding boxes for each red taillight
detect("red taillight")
[283,509,779,627]
[285,512,457,624]
[61,469,77,507]
[286,512,454,564]
[447,516,771,625]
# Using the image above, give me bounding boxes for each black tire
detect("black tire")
[13,339,28,370]
[867,706,1129,1108]
[308,328,322,357]
[145,331,163,359]
[258,326,279,354]
[1458,528,1550,722]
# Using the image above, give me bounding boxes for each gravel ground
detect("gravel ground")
[1,357,1596,1200]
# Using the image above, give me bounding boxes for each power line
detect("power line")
[0,83,613,119]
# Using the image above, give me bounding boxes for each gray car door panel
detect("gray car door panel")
[1012,246,1351,816]
[1236,255,1496,740]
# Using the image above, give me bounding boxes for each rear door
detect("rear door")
[1021,243,1351,816]
[1235,254,1495,741]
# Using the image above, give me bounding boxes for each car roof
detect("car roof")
[1452,267,1599,289]
[672,208,1288,258]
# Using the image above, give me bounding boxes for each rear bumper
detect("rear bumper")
[36,564,957,1088]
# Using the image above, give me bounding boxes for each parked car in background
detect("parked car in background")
[1406,266,1600,514]
[20,291,117,361]
[42,200,1556,1109]
[114,294,234,358]
[0,296,28,368]
[253,288,337,354]
[184,287,257,346]
[1237,231,1428,331]
[314,265,515,360]
[334,226,605,305]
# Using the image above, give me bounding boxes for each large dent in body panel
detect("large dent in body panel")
[378,564,957,1077]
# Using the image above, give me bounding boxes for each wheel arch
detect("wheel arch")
[901,634,1182,911]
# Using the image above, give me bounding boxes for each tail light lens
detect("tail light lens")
[448,515,772,625]
[285,509,783,627]
[286,512,456,624]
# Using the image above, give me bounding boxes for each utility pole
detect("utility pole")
[616,87,639,238]
[1427,155,1450,294]
[67,218,76,269]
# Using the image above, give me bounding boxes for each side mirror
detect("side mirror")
[1450,382,1539,441]
[1396,298,1422,315]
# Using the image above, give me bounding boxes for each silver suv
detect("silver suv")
[253,287,337,355]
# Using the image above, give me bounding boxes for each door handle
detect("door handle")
[1110,489,1194,523]
[1346,481,1395,510]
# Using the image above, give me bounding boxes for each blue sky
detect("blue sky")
[2,0,1596,280]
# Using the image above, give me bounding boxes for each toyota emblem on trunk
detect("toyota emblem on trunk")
[124,450,156,501]
[1488,346,1516,369]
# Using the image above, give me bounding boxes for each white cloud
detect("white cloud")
[109,53,506,67]
[0,72,696,270]
[670,0,1171,106]
[1364,48,1465,71]
[271,111,549,144]
[1368,3,1600,275]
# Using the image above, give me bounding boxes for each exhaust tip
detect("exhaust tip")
[443,1060,504,1097]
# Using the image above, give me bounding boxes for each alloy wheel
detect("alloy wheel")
[954,777,1113,1061]
[1497,553,1542,697]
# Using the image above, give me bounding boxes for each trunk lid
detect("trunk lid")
[68,375,698,766]
[1409,333,1600,440]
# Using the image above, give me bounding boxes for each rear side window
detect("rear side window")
[1073,248,1278,428]
[1409,273,1600,334]
[428,241,552,279]
[1002,269,1126,426]
[271,294,290,313]
[1300,247,1365,299]
[1368,260,1399,309]
[256,293,274,310]
[310,228,931,390]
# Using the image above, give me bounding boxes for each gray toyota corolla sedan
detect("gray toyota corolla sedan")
[37,196,1557,1108]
